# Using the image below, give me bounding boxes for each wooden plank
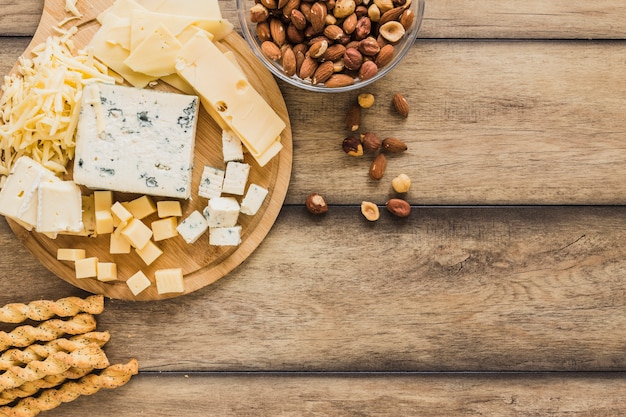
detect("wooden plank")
[3,205,626,372]
[29,372,626,417]
[6,0,626,39]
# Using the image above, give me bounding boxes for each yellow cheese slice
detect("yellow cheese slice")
[124,24,183,77]
[98,0,146,24]
[138,0,223,20]
[175,32,285,166]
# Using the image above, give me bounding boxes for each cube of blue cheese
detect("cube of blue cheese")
[73,83,199,199]
[209,225,242,246]
[176,210,208,244]
[240,184,268,216]
[222,129,244,162]
[204,196,240,228]
[197,166,224,199]
[222,162,250,195]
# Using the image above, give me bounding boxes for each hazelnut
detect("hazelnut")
[343,47,364,71]
[379,20,406,43]
[358,60,378,80]
[360,132,381,153]
[250,3,270,22]
[361,201,380,221]
[391,173,411,193]
[386,198,411,217]
[333,0,356,18]
[358,37,381,56]
[306,193,329,214]
[342,135,363,156]
[345,103,361,131]
[357,93,375,108]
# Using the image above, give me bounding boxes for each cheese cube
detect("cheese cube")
[222,162,250,196]
[121,218,153,249]
[126,270,152,296]
[126,195,157,219]
[80,195,97,237]
[97,262,117,282]
[37,181,83,234]
[198,166,224,199]
[209,226,242,246]
[157,200,182,218]
[176,210,208,244]
[135,240,163,265]
[73,83,199,198]
[204,197,240,228]
[222,129,244,162]
[110,232,131,254]
[57,248,86,261]
[94,191,113,212]
[151,217,179,241]
[240,184,269,216]
[75,257,98,279]
[111,202,133,228]
[95,210,114,235]
[155,268,184,294]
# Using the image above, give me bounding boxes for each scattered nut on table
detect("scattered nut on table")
[306,193,329,214]
[386,198,411,217]
[392,173,411,193]
[361,201,380,221]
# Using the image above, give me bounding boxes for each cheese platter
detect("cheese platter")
[0,0,293,300]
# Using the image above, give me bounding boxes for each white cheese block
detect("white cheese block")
[176,210,208,244]
[222,162,250,196]
[240,184,269,216]
[209,225,242,246]
[37,181,83,235]
[198,166,224,199]
[204,197,240,228]
[73,83,199,199]
[222,129,244,162]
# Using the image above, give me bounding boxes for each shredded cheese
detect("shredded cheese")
[0,26,114,181]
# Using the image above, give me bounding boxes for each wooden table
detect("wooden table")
[3,0,626,415]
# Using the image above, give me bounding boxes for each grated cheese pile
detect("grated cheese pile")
[0,26,114,183]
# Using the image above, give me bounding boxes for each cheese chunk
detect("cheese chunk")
[204,197,239,228]
[95,211,114,235]
[222,129,244,162]
[0,156,60,231]
[111,201,134,232]
[126,195,157,219]
[110,232,132,254]
[74,83,199,199]
[126,270,151,296]
[97,262,118,282]
[175,32,285,167]
[198,166,224,199]
[240,184,269,216]
[57,248,86,261]
[155,268,184,294]
[94,191,113,212]
[209,226,242,246]
[151,216,179,241]
[37,181,83,235]
[176,210,208,244]
[135,240,163,265]
[157,200,182,218]
[75,257,98,279]
[222,162,250,196]
[138,0,223,20]
[121,218,153,249]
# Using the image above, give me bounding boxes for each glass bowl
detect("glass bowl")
[237,0,425,93]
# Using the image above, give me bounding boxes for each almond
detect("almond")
[299,55,318,79]
[250,3,270,23]
[282,0,301,18]
[323,24,345,40]
[290,9,308,30]
[269,18,286,46]
[281,47,297,76]
[391,93,409,118]
[310,2,327,33]
[342,12,358,34]
[399,8,415,30]
[287,23,305,44]
[312,60,334,84]
[369,153,387,180]
[375,44,395,67]
[379,5,404,25]
[261,40,282,60]
[324,73,355,88]
[386,198,411,217]
[323,44,347,61]
[256,22,272,42]
[308,39,329,58]
[382,137,408,152]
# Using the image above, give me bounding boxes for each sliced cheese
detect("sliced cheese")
[138,0,223,20]
[125,23,183,78]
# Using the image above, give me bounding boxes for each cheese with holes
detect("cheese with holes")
[73,83,199,198]
[175,31,285,167]
[138,0,223,20]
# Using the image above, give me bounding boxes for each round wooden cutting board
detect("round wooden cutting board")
[5,0,292,301]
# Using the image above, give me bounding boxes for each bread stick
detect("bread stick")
[0,367,93,406]
[0,314,96,352]
[0,343,109,391]
[0,359,139,417]
[0,332,110,370]
[0,295,104,324]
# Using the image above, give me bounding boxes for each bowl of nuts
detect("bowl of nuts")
[237,0,425,92]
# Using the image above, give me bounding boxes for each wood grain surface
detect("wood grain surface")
[4,0,293,301]
[2,0,626,416]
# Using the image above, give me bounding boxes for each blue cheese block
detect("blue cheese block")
[73,83,199,199]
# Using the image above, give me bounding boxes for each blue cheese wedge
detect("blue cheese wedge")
[73,83,199,199]
[222,161,250,196]
[221,129,244,162]
[209,225,242,246]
